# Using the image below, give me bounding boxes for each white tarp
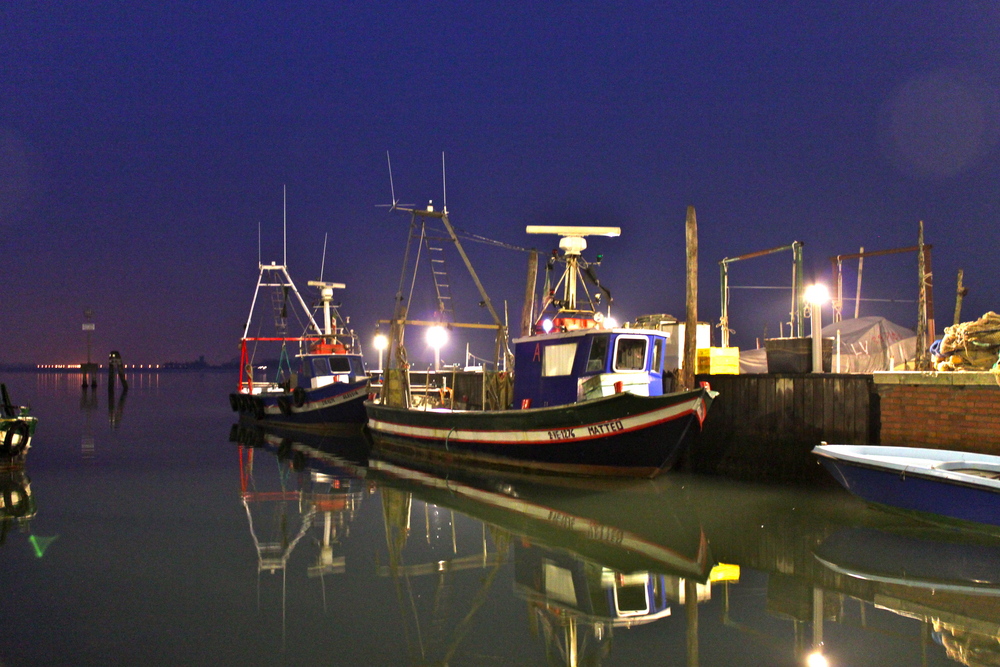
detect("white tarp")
[738,317,916,373]
[823,316,916,372]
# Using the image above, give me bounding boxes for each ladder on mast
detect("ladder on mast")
[425,234,455,323]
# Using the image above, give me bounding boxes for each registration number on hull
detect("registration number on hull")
[547,419,623,441]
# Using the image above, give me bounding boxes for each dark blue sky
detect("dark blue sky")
[3,3,999,366]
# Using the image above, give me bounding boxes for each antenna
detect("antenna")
[283,185,287,267]
[387,151,397,209]
[257,221,261,267]
[526,226,621,314]
[441,151,447,213]
[319,233,328,281]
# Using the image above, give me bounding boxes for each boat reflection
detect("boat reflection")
[231,424,1000,666]
[230,423,371,648]
[815,523,1000,667]
[0,466,36,530]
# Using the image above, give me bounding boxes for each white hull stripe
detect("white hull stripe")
[369,395,707,446]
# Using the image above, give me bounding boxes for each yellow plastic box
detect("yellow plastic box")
[696,347,740,374]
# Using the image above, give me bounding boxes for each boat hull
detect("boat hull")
[230,380,370,430]
[366,387,714,477]
[814,444,1000,528]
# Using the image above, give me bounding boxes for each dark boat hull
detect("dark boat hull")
[815,446,1000,528]
[229,380,370,431]
[365,387,714,477]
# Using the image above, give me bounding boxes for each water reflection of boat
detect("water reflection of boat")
[0,467,36,525]
[232,424,369,625]
[368,459,711,581]
[1,383,37,460]
[816,526,1000,594]
[815,525,1000,667]
[369,458,710,667]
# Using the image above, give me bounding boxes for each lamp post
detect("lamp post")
[804,284,829,373]
[426,325,447,372]
[373,333,388,376]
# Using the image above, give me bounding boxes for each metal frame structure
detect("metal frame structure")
[718,241,804,348]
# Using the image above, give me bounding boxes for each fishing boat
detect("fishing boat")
[0,384,36,460]
[229,262,370,430]
[813,443,1000,528]
[366,204,716,477]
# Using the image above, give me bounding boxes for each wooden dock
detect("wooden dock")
[691,371,1000,481]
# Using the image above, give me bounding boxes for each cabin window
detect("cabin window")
[652,339,663,374]
[542,343,578,376]
[587,335,610,372]
[613,337,647,372]
[329,357,351,373]
[311,358,331,376]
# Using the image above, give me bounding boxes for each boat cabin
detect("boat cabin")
[512,328,671,408]
[297,351,367,389]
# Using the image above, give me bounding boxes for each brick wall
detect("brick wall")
[877,379,1000,452]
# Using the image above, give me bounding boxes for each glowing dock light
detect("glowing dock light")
[373,333,388,373]
[805,284,829,373]
[426,325,448,371]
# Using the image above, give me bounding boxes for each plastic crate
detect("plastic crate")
[696,347,740,374]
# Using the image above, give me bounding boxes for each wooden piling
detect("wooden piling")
[682,206,698,390]
[953,269,966,326]
[521,250,538,337]
[916,221,928,368]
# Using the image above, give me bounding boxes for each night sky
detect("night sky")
[3,3,999,367]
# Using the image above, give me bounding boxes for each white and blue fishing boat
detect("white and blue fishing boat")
[366,210,716,478]
[229,263,369,430]
[813,443,1000,528]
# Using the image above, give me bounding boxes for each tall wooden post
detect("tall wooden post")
[683,206,698,390]
[854,246,864,319]
[954,269,967,325]
[521,250,538,337]
[916,221,928,369]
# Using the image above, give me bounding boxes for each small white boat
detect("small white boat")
[813,443,1000,527]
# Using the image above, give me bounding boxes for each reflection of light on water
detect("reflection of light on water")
[806,650,828,667]
[81,435,95,458]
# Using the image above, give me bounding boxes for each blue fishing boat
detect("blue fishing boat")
[229,263,370,430]
[813,443,1000,528]
[367,212,716,477]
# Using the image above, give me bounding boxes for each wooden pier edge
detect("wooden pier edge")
[690,371,1000,482]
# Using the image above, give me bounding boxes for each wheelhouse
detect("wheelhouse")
[299,352,367,388]
[512,329,670,408]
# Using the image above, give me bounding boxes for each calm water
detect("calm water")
[1,372,993,666]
